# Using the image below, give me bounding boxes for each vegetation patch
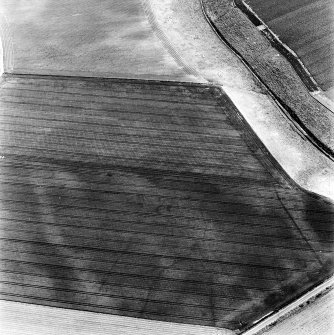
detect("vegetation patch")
[202,0,334,156]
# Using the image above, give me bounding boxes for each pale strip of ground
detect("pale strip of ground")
[312,90,334,113]
[325,86,334,103]
[0,300,233,335]
[0,35,3,75]
[259,288,334,335]
[242,277,334,334]
[147,0,334,201]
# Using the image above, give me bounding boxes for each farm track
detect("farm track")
[0,73,333,331]
[141,0,200,79]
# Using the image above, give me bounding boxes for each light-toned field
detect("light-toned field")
[0,300,234,335]
[0,0,195,81]
[262,289,334,335]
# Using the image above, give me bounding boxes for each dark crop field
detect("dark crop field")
[0,74,333,331]
[245,0,334,94]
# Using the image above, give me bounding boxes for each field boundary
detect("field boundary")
[234,0,319,93]
[1,71,211,88]
[200,0,334,160]
[241,276,334,334]
[4,71,334,205]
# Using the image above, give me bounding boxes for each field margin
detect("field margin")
[242,276,334,334]
[201,0,334,159]
[234,0,319,92]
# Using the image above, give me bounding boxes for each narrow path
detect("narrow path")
[141,0,202,79]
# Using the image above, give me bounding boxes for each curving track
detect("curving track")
[140,0,200,79]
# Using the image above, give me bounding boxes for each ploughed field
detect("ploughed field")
[0,0,192,81]
[0,74,333,331]
[245,0,334,94]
